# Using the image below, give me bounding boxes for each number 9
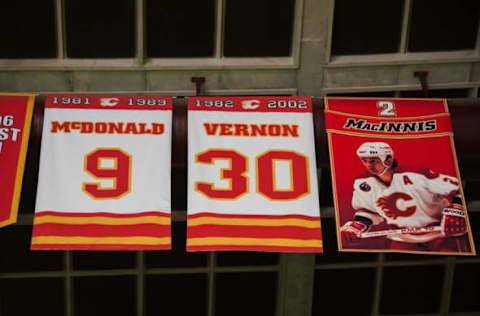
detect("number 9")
[83,148,132,199]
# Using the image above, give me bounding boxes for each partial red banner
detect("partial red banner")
[0,93,35,228]
[325,97,476,255]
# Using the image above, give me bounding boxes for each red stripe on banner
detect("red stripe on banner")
[188,96,312,112]
[45,94,173,110]
[325,97,448,116]
[31,244,171,250]
[187,224,321,240]
[186,245,322,253]
[32,223,170,238]
[35,211,170,218]
[188,212,320,221]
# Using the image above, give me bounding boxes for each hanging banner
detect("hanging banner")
[325,97,476,255]
[32,95,172,250]
[187,97,322,252]
[0,93,35,228]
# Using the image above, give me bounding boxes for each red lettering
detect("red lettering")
[281,124,299,137]
[203,123,219,135]
[234,124,249,136]
[51,121,71,133]
[151,123,164,135]
[219,124,233,136]
[125,123,138,134]
[403,175,413,185]
[251,124,267,136]
[108,122,124,134]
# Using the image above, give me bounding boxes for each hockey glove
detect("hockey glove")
[340,221,368,247]
[441,203,466,237]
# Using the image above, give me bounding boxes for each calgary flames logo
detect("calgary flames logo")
[241,100,260,110]
[376,192,416,219]
[100,98,120,107]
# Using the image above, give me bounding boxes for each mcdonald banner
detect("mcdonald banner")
[32,95,172,250]
[187,96,322,252]
[325,97,476,255]
[0,93,35,228]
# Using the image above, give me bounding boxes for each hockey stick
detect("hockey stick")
[360,226,442,238]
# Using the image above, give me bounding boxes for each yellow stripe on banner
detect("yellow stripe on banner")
[33,215,170,226]
[187,237,323,248]
[188,217,321,228]
[32,236,171,245]
[0,93,37,96]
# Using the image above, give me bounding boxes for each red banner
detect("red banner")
[325,97,476,255]
[0,94,35,228]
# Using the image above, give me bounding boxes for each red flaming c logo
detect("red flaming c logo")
[376,192,416,219]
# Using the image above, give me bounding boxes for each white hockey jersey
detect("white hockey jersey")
[352,166,459,242]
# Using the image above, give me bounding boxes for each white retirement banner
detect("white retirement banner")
[187,96,323,252]
[32,95,172,250]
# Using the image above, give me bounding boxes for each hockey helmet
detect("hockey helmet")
[356,142,394,163]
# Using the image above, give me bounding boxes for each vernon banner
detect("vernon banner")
[0,93,35,228]
[187,97,322,252]
[32,95,172,250]
[325,97,476,255]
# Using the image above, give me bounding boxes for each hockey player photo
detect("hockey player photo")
[336,140,475,255]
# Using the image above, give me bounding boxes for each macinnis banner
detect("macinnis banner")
[0,93,35,228]
[187,97,323,252]
[325,97,476,255]
[31,95,172,250]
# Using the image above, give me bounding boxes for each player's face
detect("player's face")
[360,157,386,175]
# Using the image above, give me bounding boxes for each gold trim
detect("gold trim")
[187,237,323,248]
[0,93,37,96]
[324,96,330,111]
[327,133,344,251]
[188,217,320,228]
[337,247,475,256]
[33,215,170,225]
[442,99,450,113]
[32,236,171,245]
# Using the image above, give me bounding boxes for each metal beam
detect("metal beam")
[281,254,316,316]
[55,0,66,59]
[136,0,145,66]
[398,0,412,53]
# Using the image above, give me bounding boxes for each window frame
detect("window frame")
[326,0,480,67]
[0,0,305,70]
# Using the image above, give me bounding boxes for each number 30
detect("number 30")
[83,148,131,199]
[195,149,310,201]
